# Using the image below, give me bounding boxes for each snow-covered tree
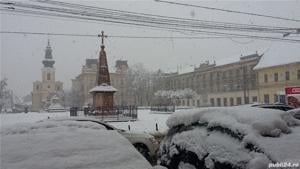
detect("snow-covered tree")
[154,88,197,105]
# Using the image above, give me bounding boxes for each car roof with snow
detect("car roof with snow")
[1,120,153,169]
[166,106,300,163]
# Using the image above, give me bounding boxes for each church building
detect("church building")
[31,40,64,112]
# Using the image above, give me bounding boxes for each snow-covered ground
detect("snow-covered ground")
[109,110,170,132]
[0,110,170,133]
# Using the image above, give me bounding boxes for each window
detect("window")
[264,74,268,83]
[217,98,221,106]
[210,98,215,106]
[197,100,200,107]
[48,85,50,89]
[252,96,258,102]
[245,97,249,104]
[298,70,300,80]
[237,97,242,105]
[274,72,278,82]
[56,86,60,90]
[36,85,39,90]
[47,73,51,80]
[274,94,278,103]
[230,98,234,106]
[264,94,270,103]
[236,69,240,78]
[285,71,290,81]
[223,98,227,106]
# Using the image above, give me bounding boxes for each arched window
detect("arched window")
[47,73,51,80]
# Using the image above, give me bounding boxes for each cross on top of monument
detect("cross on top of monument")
[98,31,107,45]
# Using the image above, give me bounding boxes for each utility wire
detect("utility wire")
[1,9,299,43]
[0,5,296,37]
[155,0,300,23]
[1,1,300,43]
[1,31,300,44]
[2,0,298,34]
[34,0,296,30]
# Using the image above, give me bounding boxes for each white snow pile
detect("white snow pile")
[163,106,300,168]
[1,120,152,169]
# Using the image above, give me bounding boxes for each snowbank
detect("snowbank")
[1,120,152,169]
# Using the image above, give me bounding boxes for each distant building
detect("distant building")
[31,40,64,112]
[71,59,133,107]
[158,53,262,107]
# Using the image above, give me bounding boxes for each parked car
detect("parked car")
[49,117,159,164]
[1,119,153,169]
[251,103,294,111]
[159,106,300,169]
[288,108,300,120]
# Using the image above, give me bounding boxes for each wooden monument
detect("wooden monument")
[89,31,117,110]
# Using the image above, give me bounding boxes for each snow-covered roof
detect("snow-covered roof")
[89,83,117,93]
[1,120,152,169]
[254,42,300,70]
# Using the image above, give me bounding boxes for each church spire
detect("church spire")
[42,39,55,68]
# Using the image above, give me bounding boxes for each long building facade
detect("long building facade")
[158,53,262,107]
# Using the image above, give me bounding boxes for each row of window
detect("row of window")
[35,85,60,90]
[264,70,300,83]
[210,96,257,107]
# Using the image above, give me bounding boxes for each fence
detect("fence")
[70,105,138,120]
[150,105,175,112]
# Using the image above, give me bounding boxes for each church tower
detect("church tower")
[42,40,56,83]
[32,40,63,112]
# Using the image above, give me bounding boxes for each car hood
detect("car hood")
[120,130,154,138]
[1,121,153,169]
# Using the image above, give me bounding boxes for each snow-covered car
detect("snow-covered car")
[251,103,294,111]
[288,108,300,120]
[159,106,300,169]
[1,119,153,169]
[48,117,160,163]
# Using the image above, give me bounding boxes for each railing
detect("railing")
[70,106,138,120]
[150,105,175,112]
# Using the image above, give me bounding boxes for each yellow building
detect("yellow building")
[32,40,64,112]
[256,62,300,103]
[254,43,300,104]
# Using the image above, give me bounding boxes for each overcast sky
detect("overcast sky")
[1,0,300,98]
